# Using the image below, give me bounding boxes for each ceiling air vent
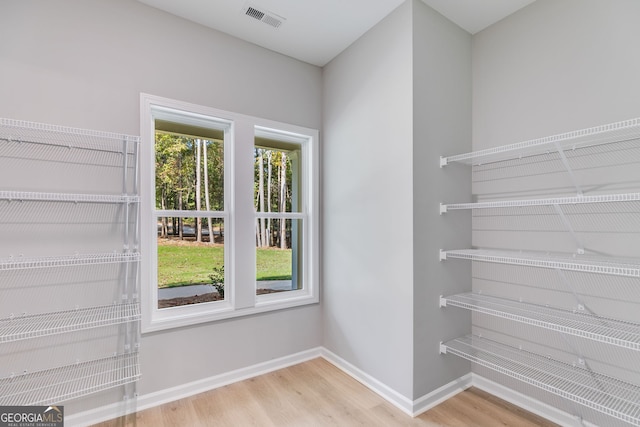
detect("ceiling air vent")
[243,5,285,29]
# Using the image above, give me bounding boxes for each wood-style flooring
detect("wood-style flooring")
[92,357,557,426]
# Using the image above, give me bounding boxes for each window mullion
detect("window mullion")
[155,210,226,218]
[254,212,305,219]
[232,119,258,310]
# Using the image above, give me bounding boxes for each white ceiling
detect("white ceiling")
[137,0,536,67]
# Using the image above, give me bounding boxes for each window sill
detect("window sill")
[142,291,319,333]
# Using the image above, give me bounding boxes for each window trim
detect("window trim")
[140,93,319,333]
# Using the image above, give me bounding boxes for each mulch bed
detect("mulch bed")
[158,288,285,308]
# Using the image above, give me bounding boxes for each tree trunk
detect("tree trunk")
[255,219,262,247]
[258,149,267,247]
[178,155,184,240]
[255,181,262,247]
[195,139,202,243]
[203,141,213,243]
[266,151,272,246]
[276,161,281,247]
[160,187,168,238]
[280,152,287,249]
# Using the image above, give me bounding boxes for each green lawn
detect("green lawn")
[157,243,292,288]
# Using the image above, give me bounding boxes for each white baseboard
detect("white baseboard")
[412,373,472,416]
[471,374,593,427]
[66,347,323,427]
[67,349,582,427]
[319,347,415,416]
[319,348,471,417]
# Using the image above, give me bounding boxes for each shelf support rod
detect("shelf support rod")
[554,140,583,196]
[132,139,140,252]
[122,138,130,252]
[555,269,593,315]
[122,138,129,196]
[553,204,585,255]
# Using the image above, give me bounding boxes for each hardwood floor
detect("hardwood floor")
[92,358,557,426]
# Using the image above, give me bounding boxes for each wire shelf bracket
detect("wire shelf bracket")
[441,335,640,426]
[554,140,583,196]
[553,203,585,254]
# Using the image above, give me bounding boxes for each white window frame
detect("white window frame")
[140,93,319,333]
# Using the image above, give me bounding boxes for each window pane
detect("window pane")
[155,132,224,211]
[256,218,302,295]
[157,215,225,243]
[157,217,225,308]
[254,146,301,214]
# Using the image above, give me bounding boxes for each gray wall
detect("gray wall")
[322,1,415,398]
[472,1,640,424]
[322,0,473,401]
[473,0,640,149]
[0,0,322,417]
[0,0,321,132]
[411,0,472,399]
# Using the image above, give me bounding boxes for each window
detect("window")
[140,94,318,332]
[255,132,304,297]
[155,120,227,309]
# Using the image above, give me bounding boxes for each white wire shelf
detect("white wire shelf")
[0,117,139,153]
[440,192,640,213]
[0,303,140,343]
[0,191,139,204]
[0,252,140,271]
[439,249,640,278]
[440,293,640,351]
[0,352,140,406]
[440,117,640,167]
[440,335,640,426]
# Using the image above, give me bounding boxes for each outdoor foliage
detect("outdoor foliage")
[157,244,224,287]
[155,132,224,242]
[254,147,295,249]
[157,244,292,288]
[208,265,225,298]
[155,132,297,250]
[155,132,297,292]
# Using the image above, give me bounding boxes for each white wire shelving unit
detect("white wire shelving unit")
[440,293,640,351]
[0,303,141,343]
[440,335,640,426]
[439,117,640,426]
[440,117,640,167]
[0,118,141,405]
[0,252,140,271]
[0,352,140,406]
[439,249,640,278]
